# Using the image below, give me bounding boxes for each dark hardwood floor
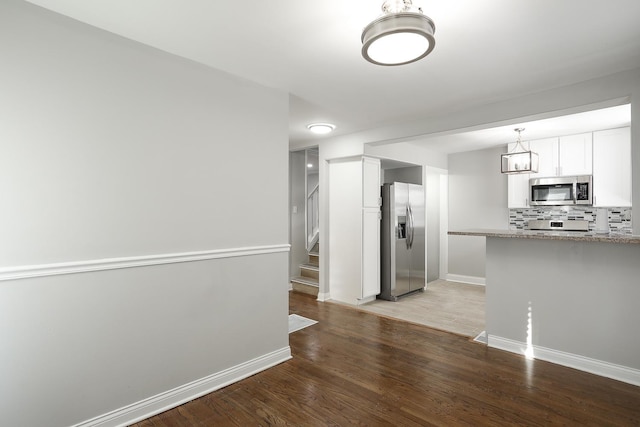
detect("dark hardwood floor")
[133,291,640,426]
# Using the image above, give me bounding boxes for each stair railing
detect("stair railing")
[306,183,319,252]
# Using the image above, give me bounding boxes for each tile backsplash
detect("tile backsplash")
[509,207,632,234]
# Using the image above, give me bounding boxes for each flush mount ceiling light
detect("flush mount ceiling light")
[307,123,335,135]
[501,128,539,174]
[361,0,436,66]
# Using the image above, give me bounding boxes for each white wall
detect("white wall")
[308,172,319,190]
[425,169,441,282]
[447,146,509,281]
[632,87,640,232]
[0,2,290,426]
[383,166,422,185]
[317,138,366,299]
[365,141,448,171]
[314,69,640,296]
[289,151,307,278]
[486,237,640,384]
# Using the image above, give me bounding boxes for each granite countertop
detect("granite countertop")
[448,229,640,244]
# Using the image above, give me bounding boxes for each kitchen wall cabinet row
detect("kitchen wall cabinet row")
[507,127,631,208]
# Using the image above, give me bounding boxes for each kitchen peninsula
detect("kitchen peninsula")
[449,229,640,387]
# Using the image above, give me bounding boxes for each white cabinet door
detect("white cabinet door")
[362,157,381,208]
[329,156,380,303]
[508,172,530,208]
[328,160,363,304]
[361,157,381,298]
[528,134,592,177]
[593,127,631,207]
[529,138,558,178]
[559,133,592,176]
[506,141,532,208]
[361,207,380,298]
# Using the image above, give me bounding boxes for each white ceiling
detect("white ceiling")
[25,0,640,152]
[409,103,632,154]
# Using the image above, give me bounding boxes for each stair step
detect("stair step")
[291,276,319,297]
[291,276,318,287]
[300,263,319,280]
[300,263,319,272]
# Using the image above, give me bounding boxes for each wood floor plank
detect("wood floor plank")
[131,291,640,426]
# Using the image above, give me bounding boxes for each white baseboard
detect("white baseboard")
[73,347,292,427]
[356,295,377,305]
[445,274,486,286]
[316,292,331,302]
[488,335,640,387]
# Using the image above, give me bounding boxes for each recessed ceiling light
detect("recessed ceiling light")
[307,123,335,135]
[307,163,314,168]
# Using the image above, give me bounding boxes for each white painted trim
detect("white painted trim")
[72,347,292,427]
[439,172,449,280]
[316,292,331,302]
[488,335,640,387]
[357,295,377,305]
[445,274,486,286]
[0,244,291,282]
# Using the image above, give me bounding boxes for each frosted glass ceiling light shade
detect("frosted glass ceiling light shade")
[362,1,436,66]
[307,123,335,134]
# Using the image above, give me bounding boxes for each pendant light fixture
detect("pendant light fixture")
[361,0,436,66]
[501,128,539,174]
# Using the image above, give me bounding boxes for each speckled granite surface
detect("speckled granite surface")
[448,229,640,244]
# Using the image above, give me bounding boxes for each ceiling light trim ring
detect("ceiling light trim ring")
[362,12,436,66]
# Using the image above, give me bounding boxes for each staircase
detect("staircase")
[291,242,319,297]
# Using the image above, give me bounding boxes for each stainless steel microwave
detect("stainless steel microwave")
[529,175,593,206]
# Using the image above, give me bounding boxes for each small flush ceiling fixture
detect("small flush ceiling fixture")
[501,128,539,174]
[361,0,436,66]
[307,123,335,135]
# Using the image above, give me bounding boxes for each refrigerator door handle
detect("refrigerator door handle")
[405,205,411,249]
[407,204,414,249]
[410,204,415,248]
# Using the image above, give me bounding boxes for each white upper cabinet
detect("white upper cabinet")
[507,127,629,209]
[529,137,558,178]
[558,133,593,176]
[362,157,381,208]
[529,133,592,178]
[593,127,631,207]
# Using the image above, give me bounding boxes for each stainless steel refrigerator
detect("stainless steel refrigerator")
[379,182,425,301]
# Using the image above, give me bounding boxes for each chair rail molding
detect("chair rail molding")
[0,244,291,282]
